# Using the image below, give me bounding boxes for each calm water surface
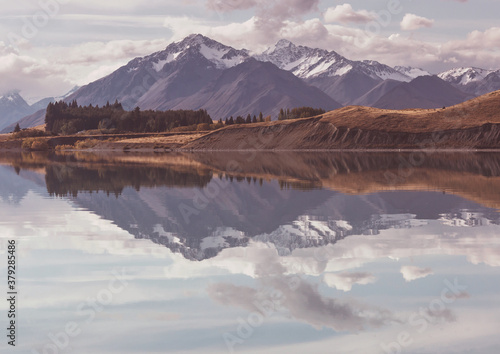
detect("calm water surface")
[0,151,500,354]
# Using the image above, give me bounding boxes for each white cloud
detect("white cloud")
[323,272,376,291]
[400,266,434,282]
[401,13,435,31]
[0,38,167,100]
[0,45,72,100]
[53,39,167,65]
[324,4,376,24]
[443,27,500,51]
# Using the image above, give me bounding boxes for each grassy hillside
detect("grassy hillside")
[185,90,500,150]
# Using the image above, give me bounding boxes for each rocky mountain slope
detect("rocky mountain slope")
[65,34,339,119]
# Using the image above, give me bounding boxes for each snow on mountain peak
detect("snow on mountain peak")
[257,40,414,82]
[148,34,249,71]
[256,40,349,79]
[357,60,411,82]
[275,39,294,49]
[438,67,495,85]
[0,91,24,104]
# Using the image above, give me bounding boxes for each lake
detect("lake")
[1,151,500,354]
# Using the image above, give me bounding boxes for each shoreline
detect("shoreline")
[3,145,500,153]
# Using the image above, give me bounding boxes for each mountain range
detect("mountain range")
[0,92,56,132]
[0,87,79,133]
[2,34,500,132]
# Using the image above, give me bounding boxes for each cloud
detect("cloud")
[204,242,397,332]
[324,4,376,24]
[208,275,397,332]
[0,45,71,100]
[425,308,456,323]
[0,38,167,100]
[401,13,435,31]
[400,266,434,282]
[201,0,320,48]
[443,27,500,51]
[2,0,500,101]
[323,272,376,291]
[54,39,167,65]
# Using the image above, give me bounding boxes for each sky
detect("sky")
[0,0,499,103]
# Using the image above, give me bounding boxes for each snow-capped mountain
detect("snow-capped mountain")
[438,67,495,85]
[255,39,350,79]
[0,86,81,133]
[256,39,410,82]
[66,34,340,118]
[146,33,250,71]
[0,92,32,131]
[255,39,418,105]
[438,67,500,96]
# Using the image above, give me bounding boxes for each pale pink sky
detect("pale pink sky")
[0,0,499,102]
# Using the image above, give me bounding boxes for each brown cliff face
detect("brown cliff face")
[184,90,500,150]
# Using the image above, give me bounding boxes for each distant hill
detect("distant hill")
[372,76,473,109]
[1,109,46,133]
[351,79,402,107]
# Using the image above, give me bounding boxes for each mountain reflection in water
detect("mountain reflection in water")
[1,151,499,261]
[1,151,500,353]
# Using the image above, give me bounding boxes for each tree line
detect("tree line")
[278,107,325,120]
[45,100,213,134]
[44,100,326,135]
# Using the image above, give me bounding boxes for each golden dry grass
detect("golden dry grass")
[319,90,500,133]
[116,133,206,145]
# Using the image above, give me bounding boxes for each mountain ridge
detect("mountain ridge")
[3,34,500,130]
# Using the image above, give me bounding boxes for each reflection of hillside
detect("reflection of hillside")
[187,151,500,209]
[3,151,500,206]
